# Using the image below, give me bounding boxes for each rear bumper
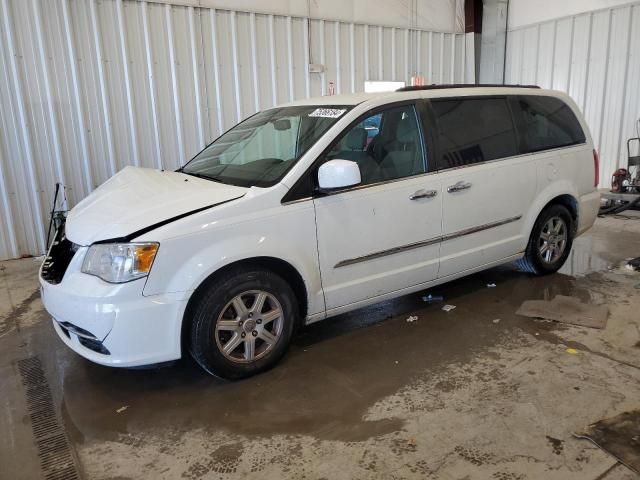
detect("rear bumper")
[39,249,189,367]
[577,190,600,235]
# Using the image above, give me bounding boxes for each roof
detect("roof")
[396,83,540,91]
[281,91,387,107]
[281,84,559,108]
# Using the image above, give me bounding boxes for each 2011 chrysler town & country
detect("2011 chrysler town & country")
[40,86,600,379]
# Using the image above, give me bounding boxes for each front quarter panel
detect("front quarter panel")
[141,187,324,318]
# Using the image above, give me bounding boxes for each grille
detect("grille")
[41,225,79,285]
[17,357,80,480]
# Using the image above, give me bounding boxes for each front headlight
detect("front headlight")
[82,243,159,283]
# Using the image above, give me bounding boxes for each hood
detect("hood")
[66,166,246,245]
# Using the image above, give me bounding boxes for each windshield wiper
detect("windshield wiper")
[181,171,225,184]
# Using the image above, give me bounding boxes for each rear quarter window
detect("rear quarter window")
[431,97,519,169]
[510,95,586,153]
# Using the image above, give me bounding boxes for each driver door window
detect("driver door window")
[326,105,426,186]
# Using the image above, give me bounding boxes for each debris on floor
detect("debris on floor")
[626,257,640,271]
[566,348,578,355]
[546,435,564,455]
[116,405,129,414]
[574,410,640,474]
[487,283,497,288]
[2,214,640,480]
[406,315,418,323]
[516,295,609,329]
[422,294,443,303]
[442,304,456,312]
[492,318,501,324]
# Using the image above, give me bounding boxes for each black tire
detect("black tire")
[189,267,298,380]
[517,204,574,275]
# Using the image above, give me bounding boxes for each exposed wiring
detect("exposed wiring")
[45,183,68,249]
[502,0,510,85]
[413,0,418,75]
[402,0,418,77]
[307,0,313,65]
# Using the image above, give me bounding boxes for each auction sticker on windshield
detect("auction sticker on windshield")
[308,108,347,118]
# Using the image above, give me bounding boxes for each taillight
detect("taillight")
[593,149,599,187]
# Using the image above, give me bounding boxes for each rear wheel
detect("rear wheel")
[189,268,298,379]
[517,204,574,275]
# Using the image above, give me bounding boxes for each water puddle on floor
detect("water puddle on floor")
[31,223,640,446]
[560,236,613,277]
[560,226,640,277]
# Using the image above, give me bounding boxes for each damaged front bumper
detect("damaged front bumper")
[39,235,189,368]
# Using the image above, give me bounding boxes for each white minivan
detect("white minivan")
[40,86,600,379]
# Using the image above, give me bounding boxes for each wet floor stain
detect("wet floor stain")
[545,436,564,455]
[454,445,496,466]
[8,220,638,480]
[182,442,245,478]
[0,288,40,336]
[50,266,613,446]
[574,410,640,474]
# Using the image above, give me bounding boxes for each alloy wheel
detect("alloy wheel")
[214,290,284,363]
[538,216,568,264]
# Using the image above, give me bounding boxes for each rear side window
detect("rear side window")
[431,97,518,169]
[511,95,586,153]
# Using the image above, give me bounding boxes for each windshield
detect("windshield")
[181,106,351,187]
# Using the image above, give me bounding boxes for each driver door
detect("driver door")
[313,103,442,312]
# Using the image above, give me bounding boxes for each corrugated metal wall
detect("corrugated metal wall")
[505,1,640,188]
[0,0,471,260]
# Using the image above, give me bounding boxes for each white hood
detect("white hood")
[66,166,246,245]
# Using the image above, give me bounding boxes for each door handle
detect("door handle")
[447,181,472,193]
[410,189,438,200]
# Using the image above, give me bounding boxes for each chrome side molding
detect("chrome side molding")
[334,237,442,268]
[334,215,522,268]
[440,215,522,242]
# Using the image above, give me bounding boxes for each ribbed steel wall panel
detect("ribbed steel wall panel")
[506,1,640,188]
[0,0,471,260]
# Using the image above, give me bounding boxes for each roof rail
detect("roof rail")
[396,83,541,92]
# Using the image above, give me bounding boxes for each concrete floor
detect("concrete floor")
[1,215,639,480]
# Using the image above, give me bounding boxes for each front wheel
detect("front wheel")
[517,204,574,275]
[189,268,298,379]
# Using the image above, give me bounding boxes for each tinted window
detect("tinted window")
[325,104,426,185]
[431,98,518,169]
[511,95,586,153]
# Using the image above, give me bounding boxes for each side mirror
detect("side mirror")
[317,159,362,191]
